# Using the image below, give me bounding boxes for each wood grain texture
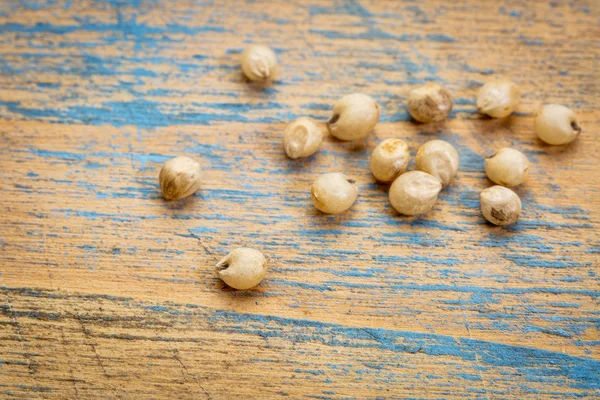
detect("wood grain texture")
[0,0,599,398]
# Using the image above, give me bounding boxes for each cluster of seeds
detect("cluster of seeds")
[285,75,582,228]
[155,44,584,290]
[387,140,459,216]
[286,88,462,217]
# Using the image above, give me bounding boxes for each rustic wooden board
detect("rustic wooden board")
[0,0,598,398]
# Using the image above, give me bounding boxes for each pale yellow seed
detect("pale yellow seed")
[407,83,453,123]
[311,172,358,214]
[241,45,277,81]
[477,79,520,118]
[485,148,529,187]
[389,171,442,216]
[370,139,410,183]
[216,247,266,290]
[415,140,459,187]
[283,117,323,159]
[480,185,522,226]
[327,93,380,141]
[159,156,202,201]
[534,104,581,145]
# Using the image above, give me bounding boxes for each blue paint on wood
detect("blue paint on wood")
[426,34,457,43]
[502,254,592,268]
[210,309,600,389]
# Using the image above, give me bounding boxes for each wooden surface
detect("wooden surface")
[0,0,599,398]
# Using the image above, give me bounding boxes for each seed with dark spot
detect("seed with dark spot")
[480,185,521,226]
[491,207,508,222]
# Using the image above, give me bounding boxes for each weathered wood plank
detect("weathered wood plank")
[0,0,598,398]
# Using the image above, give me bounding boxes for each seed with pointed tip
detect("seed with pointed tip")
[311,172,358,214]
[216,247,266,290]
[327,93,380,141]
[477,79,520,118]
[535,104,582,145]
[485,148,529,187]
[159,156,202,201]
